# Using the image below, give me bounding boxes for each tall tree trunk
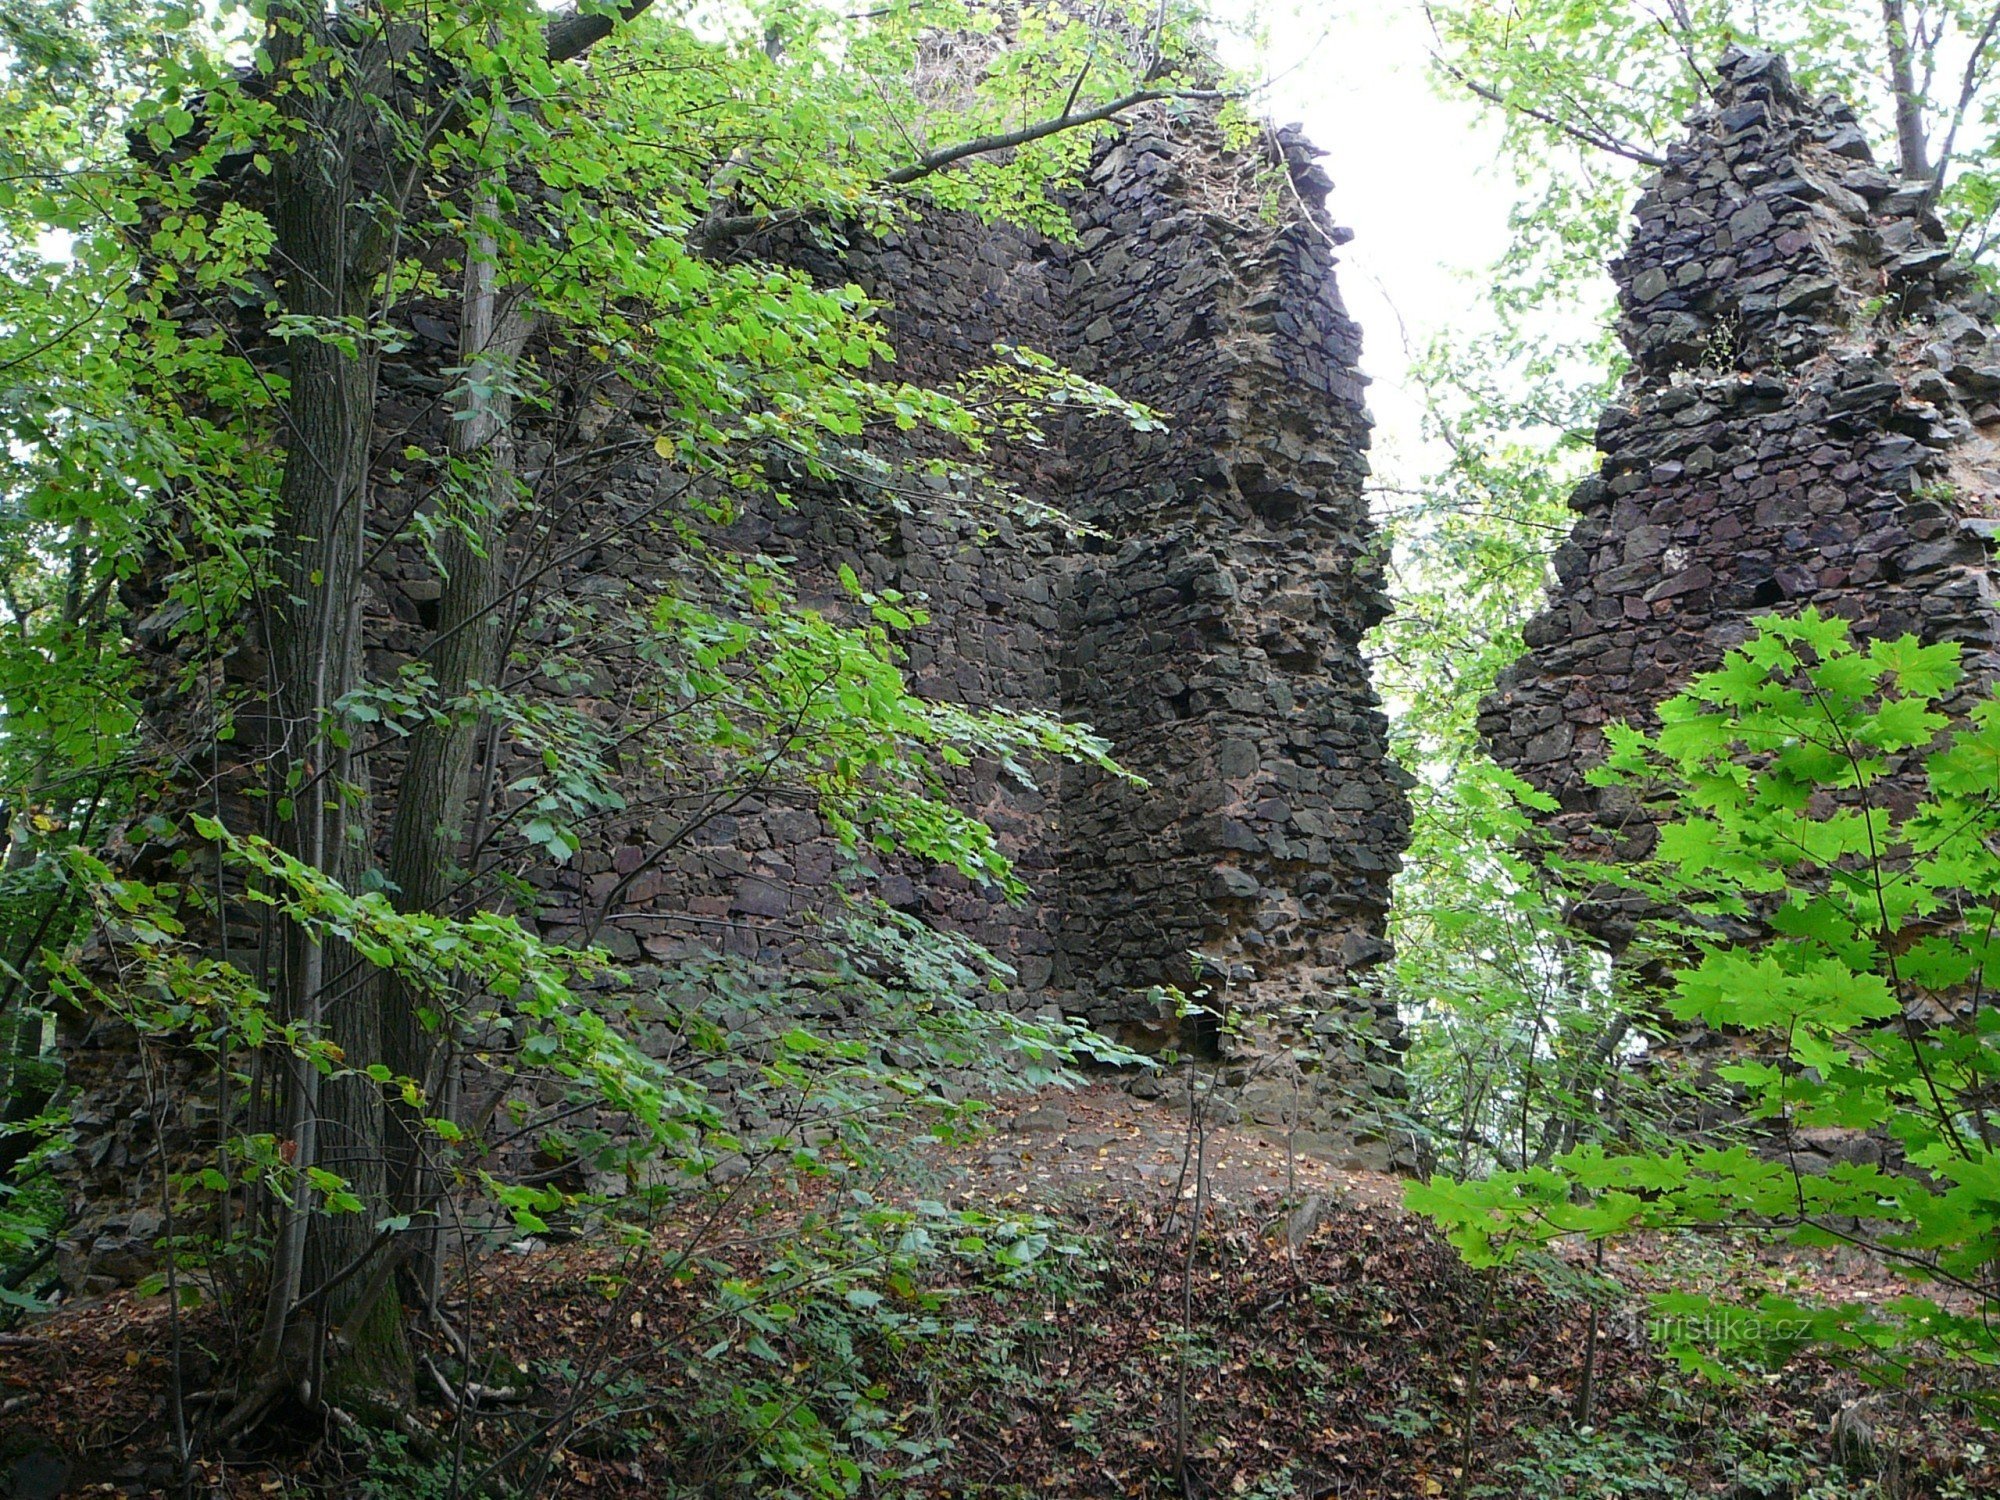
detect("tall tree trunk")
[233,0,631,1413]
[381,198,533,1295]
[246,6,409,1408]
[1882,0,1934,181]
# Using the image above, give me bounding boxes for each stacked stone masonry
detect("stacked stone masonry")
[662,113,1410,1145]
[1481,49,2000,1169]
[563,110,1414,1109]
[1484,47,2000,942]
[56,106,1411,1288]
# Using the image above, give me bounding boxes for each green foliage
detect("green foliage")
[1411,611,2000,1393]
[1426,2,2000,303]
[0,0,1207,1446]
[646,551,1125,900]
[534,1199,1097,1499]
[355,1428,460,1500]
[1470,1403,1893,1499]
[1370,338,1627,1180]
[1471,1413,1683,1498]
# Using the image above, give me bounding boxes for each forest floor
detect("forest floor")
[4,1082,1998,1498]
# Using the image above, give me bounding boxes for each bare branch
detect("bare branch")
[545,0,657,65]
[1924,1,2000,206]
[880,85,1230,184]
[1422,1,1667,167]
[697,85,1233,246]
[1435,56,1667,168]
[1647,8,1718,105]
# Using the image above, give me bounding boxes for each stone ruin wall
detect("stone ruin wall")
[1052,125,1410,1129]
[629,110,1414,1146]
[56,108,1411,1288]
[1481,48,2000,1148]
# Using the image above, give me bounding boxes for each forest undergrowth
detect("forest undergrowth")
[4,1083,1993,1500]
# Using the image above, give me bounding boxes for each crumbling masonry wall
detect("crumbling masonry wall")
[1480,49,2000,1163]
[57,109,1410,1288]
[1483,48,2000,952]
[1053,126,1411,1132]
[686,113,1415,1145]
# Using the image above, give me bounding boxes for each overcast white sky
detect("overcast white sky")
[1230,2,1522,488]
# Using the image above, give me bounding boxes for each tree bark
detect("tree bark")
[1882,0,1934,181]
[246,3,408,1407]
[545,0,658,65]
[239,0,657,1412]
[380,197,533,1297]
